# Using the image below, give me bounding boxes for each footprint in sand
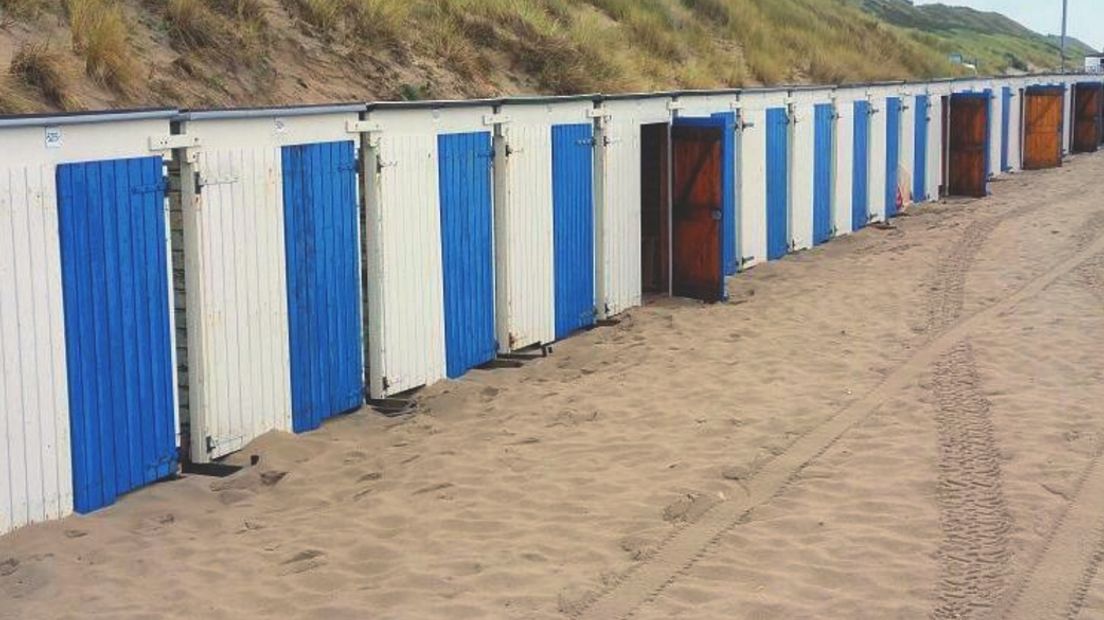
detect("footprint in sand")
[0,558,18,577]
[280,549,326,575]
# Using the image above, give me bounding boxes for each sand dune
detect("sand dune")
[1,155,1103,620]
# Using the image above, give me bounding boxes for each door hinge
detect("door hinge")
[205,435,215,454]
[382,376,391,391]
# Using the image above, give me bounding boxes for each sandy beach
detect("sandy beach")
[2,153,1104,620]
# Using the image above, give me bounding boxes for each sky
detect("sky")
[914,0,1103,52]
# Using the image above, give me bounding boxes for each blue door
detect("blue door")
[885,97,901,218]
[711,112,738,275]
[813,104,834,245]
[766,107,790,260]
[914,95,929,202]
[57,156,177,514]
[282,140,364,433]
[552,123,596,340]
[1001,87,1012,171]
[852,100,870,231]
[438,131,496,378]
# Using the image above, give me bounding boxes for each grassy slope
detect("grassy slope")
[0,0,1093,114]
[857,0,1095,74]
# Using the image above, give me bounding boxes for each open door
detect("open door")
[947,93,989,198]
[641,123,670,295]
[1024,87,1064,170]
[1073,83,1103,154]
[671,118,724,302]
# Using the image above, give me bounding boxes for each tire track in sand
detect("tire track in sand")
[575,217,1104,620]
[931,342,1012,619]
[993,254,1104,620]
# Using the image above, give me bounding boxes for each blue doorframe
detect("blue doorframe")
[813,104,834,245]
[766,107,790,260]
[711,112,738,275]
[1001,87,1012,171]
[282,140,364,433]
[57,156,177,514]
[552,123,596,340]
[914,94,929,202]
[438,131,497,379]
[852,100,870,231]
[885,97,901,218]
[983,88,994,177]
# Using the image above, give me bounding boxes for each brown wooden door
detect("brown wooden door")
[1073,84,1102,154]
[948,95,988,198]
[671,123,723,302]
[1024,90,1064,169]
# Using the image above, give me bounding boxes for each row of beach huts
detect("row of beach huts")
[1,73,1103,535]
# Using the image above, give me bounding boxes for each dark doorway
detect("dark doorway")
[670,119,724,302]
[1073,83,1103,154]
[947,93,989,198]
[940,95,949,197]
[641,123,670,295]
[1023,87,1064,170]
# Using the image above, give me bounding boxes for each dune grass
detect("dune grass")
[0,0,45,19]
[163,0,268,68]
[9,42,83,109]
[62,0,139,93]
[0,73,38,114]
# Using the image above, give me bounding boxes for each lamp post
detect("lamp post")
[1061,0,1068,72]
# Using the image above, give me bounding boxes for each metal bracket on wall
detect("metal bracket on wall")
[149,134,201,163]
[482,114,511,126]
[346,120,383,134]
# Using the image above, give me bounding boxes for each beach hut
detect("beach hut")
[905,83,934,203]
[594,94,675,310]
[675,91,740,276]
[172,105,364,462]
[1071,82,1103,154]
[0,109,180,530]
[1023,84,1065,170]
[832,85,872,233]
[360,100,498,397]
[737,88,790,265]
[789,87,836,248]
[648,91,737,300]
[946,87,991,198]
[492,96,600,351]
[865,83,903,221]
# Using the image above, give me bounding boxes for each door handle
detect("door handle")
[711,209,722,221]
